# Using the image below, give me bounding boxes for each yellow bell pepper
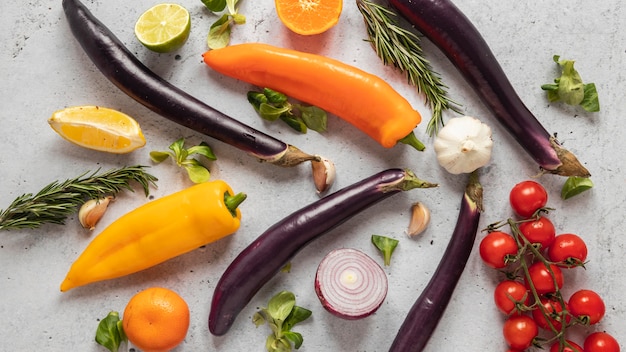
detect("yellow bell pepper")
[60,180,245,292]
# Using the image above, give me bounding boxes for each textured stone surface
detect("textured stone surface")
[0,0,624,351]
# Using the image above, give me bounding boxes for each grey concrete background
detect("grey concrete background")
[1,0,624,351]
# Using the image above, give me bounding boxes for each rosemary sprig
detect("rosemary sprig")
[356,0,462,136]
[0,165,158,231]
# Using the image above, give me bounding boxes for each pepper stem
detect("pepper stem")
[224,192,247,217]
[398,132,426,151]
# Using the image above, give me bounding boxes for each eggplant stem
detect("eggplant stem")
[547,137,591,177]
[381,169,438,192]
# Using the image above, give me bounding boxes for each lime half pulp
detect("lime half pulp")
[134,3,191,53]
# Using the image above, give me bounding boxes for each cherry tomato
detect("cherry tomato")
[526,262,564,294]
[532,297,570,331]
[549,340,583,352]
[479,231,519,268]
[584,332,621,352]
[509,180,548,218]
[494,280,530,315]
[518,216,556,249]
[569,289,606,325]
[503,315,538,350]
[547,233,588,267]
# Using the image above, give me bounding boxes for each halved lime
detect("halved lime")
[134,3,191,53]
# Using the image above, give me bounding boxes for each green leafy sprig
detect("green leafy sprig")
[541,55,600,112]
[150,138,216,184]
[0,165,157,231]
[356,0,462,136]
[371,234,399,266]
[95,311,127,352]
[253,291,312,352]
[202,0,246,49]
[247,88,328,134]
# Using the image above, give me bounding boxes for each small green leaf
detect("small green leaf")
[149,150,171,163]
[259,103,290,121]
[95,311,126,352]
[264,88,288,104]
[581,83,600,112]
[283,331,304,349]
[252,311,267,327]
[299,105,327,132]
[247,91,269,111]
[268,291,296,321]
[168,137,186,158]
[207,15,232,49]
[371,234,399,266]
[561,176,594,200]
[283,306,312,331]
[280,115,307,133]
[201,0,227,12]
[187,142,217,160]
[185,163,211,184]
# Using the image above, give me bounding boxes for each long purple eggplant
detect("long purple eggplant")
[62,0,318,166]
[389,171,482,352]
[209,168,437,336]
[388,0,590,178]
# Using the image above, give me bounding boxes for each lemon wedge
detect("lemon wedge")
[48,106,146,154]
[134,3,191,53]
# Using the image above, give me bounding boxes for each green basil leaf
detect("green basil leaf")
[299,105,327,132]
[561,176,594,200]
[201,0,227,12]
[95,311,126,352]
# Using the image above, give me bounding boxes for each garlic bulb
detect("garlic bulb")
[434,116,493,174]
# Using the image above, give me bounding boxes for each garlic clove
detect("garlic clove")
[407,202,430,237]
[311,156,336,194]
[79,196,114,230]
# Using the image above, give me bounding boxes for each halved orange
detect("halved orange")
[275,0,343,35]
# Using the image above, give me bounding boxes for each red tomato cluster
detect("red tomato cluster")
[479,180,620,351]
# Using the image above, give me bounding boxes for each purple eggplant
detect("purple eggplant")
[62,0,318,166]
[388,0,590,178]
[208,168,437,336]
[389,171,482,352]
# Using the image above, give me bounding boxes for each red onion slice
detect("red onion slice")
[315,248,388,320]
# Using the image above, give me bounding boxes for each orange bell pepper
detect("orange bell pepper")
[202,43,422,149]
[60,180,245,291]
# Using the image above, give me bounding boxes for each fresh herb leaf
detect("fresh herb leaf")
[561,176,594,200]
[254,291,312,352]
[356,0,462,136]
[0,166,157,231]
[371,234,399,266]
[201,0,227,12]
[247,88,328,134]
[150,138,216,183]
[203,0,246,49]
[542,55,600,112]
[95,311,127,352]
